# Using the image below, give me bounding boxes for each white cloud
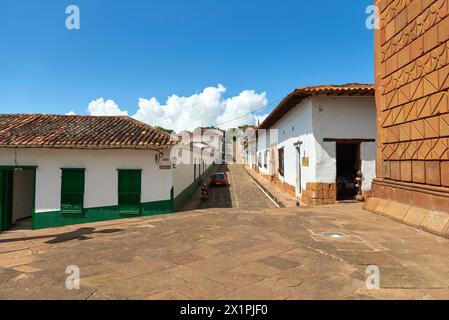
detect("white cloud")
[83,85,268,132]
[65,111,76,115]
[215,89,268,129]
[87,98,128,116]
[134,84,267,132]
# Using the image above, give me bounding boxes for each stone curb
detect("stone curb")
[243,165,294,208]
[364,197,449,239]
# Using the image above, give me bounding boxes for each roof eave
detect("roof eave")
[259,86,374,130]
[0,144,172,151]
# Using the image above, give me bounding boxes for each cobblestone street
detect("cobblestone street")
[197,165,278,210]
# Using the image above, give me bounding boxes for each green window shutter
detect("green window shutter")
[118,170,141,214]
[61,169,85,214]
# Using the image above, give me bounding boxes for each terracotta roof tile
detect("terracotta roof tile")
[0,114,174,149]
[259,83,374,129]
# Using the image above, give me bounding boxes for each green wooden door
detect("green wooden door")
[118,170,141,214]
[0,170,13,232]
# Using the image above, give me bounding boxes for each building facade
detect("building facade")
[365,0,449,236]
[0,114,214,232]
[255,84,376,205]
[170,127,220,211]
[242,127,258,169]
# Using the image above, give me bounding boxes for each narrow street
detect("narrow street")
[197,165,278,210]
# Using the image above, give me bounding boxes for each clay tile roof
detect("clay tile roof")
[0,114,175,149]
[259,83,374,129]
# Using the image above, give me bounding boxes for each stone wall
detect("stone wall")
[366,0,449,237]
[256,173,337,206]
[301,183,337,206]
[258,173,297,198]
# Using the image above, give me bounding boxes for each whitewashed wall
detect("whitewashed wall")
[254,95,376,195]
[0,148,173,213]
[311,96,377,191]
[173,163,195,197]
[361,142,377,191]
[257,130,275,175]
[257,99,316,196]
[171,145,215,197]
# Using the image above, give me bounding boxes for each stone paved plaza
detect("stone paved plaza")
[2,199,449,300]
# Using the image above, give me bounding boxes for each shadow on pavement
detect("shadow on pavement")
[0,227,123,244]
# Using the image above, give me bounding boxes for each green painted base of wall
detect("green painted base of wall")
[32,164,215,230]
[173,164,215,212]
[32,199,172,230]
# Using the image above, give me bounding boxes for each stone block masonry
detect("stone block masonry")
[301,183,336,206]
[257,173,297,198]
[367,0,449,238]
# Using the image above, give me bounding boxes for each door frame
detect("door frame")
[0,166,37,233]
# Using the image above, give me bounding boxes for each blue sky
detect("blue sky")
[0,0,374,131]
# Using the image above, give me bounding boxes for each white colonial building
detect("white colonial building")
[0,114,215,232]
[254,84,376,205]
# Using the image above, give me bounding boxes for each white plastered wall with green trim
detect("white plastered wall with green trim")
[0,147,174,213]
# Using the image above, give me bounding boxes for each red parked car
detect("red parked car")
[211,172,228,187]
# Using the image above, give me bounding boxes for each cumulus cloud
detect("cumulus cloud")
[214,88,268,129]
[88,98,128,116]
[81,85,268,132]
[134,85,268,132]
[65,111,76,115]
